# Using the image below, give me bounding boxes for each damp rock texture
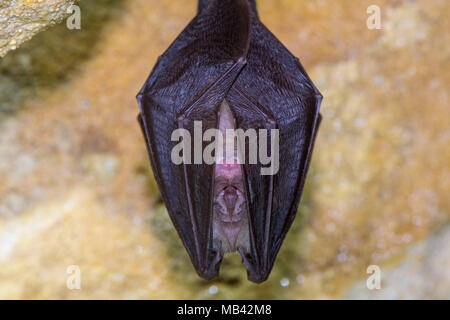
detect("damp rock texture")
[0,0,79,57]
[0,0,448,299]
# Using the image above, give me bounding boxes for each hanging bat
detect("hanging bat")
[137,0,322,283]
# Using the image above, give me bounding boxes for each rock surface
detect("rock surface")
[0,0,79,57]
[344,225,450,299]
[0,0,448,299]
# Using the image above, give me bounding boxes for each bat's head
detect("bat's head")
[213,100,250,250]
[213,160,249,253]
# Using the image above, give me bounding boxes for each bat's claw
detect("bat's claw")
[238,248,270,284]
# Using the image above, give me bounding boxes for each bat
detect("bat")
[137,0,322,283]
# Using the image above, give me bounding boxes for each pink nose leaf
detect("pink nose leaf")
[223,187,238,214]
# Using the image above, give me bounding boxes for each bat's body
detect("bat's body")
[213,100,250,254]
[137,0,322,283]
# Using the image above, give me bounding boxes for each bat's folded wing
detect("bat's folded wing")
[227,17,323,283]
[137,0,251,279]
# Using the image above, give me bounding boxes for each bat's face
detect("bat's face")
[212,100,250,254]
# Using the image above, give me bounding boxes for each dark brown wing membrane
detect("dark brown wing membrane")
[227,15,322,283]
[137,0,251,279]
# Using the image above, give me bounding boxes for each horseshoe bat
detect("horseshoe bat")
[137,0,322,283]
